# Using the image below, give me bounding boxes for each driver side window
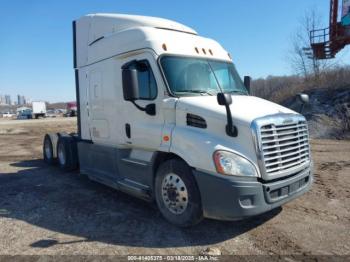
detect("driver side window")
[126,60,157,100]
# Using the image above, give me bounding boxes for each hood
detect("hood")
[176,95,297,126]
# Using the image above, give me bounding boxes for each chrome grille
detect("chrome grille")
[252,114,311,180]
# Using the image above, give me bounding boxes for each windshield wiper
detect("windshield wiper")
[177,90,214,96]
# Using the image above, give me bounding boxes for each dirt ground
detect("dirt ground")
[0,117,349,256]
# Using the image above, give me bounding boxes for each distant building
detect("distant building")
[5,95,11,105]
[0,95,5,105]
[17,95,26,105]
[26,98,32,105]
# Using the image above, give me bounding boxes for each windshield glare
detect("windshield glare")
[160,56,248,96]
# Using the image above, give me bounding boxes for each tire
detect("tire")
[57,135,78,171]
[155,159,203,227]
[43,134,56,165]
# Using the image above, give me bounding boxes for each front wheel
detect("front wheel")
[155,159,203,227]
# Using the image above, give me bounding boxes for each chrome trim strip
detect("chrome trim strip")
[121,158,149,166]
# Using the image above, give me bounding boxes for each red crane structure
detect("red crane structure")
[310,0,350,59]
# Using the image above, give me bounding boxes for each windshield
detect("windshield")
[160,56,248,96]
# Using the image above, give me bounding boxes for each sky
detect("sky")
[0,0,349,102]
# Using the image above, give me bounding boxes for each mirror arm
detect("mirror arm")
[130,101,156,116]
[224,104,238,137]
[131,101,146,112]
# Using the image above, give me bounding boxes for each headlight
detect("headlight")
[213,151,258,177]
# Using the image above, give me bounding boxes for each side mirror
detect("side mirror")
[297,93,309,114]
[122,68,139,101]
[217,93,232,106]
[244,76,251,94]
[297,93,309,104]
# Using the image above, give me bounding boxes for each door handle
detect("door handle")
[125,123,131,138]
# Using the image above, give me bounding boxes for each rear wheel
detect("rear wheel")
[57,135,78,171]
[43,134,56,165]
[155,159,203,227]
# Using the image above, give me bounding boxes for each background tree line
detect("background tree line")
[251,9,350,104]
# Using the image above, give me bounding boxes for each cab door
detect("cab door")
[119,52,166,151]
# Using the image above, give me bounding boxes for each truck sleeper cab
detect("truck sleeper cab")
[43,13,313,227]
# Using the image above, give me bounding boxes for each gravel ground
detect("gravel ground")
[0,117,349,256]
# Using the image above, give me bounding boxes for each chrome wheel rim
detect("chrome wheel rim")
[44,139,52,159]
[161,173,188,215]
[58,143,66,166]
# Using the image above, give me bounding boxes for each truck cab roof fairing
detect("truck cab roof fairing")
[85,13,197,38]
[73,14,230,69]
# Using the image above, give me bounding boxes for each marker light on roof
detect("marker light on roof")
[162,43,167,51]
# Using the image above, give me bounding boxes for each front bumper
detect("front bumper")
[193,166,313,221]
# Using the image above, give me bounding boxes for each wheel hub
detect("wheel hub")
[161,173,188,215]
[167,187,177,202]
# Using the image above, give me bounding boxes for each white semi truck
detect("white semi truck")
[43,14,313,226]
[32,101,46,119]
